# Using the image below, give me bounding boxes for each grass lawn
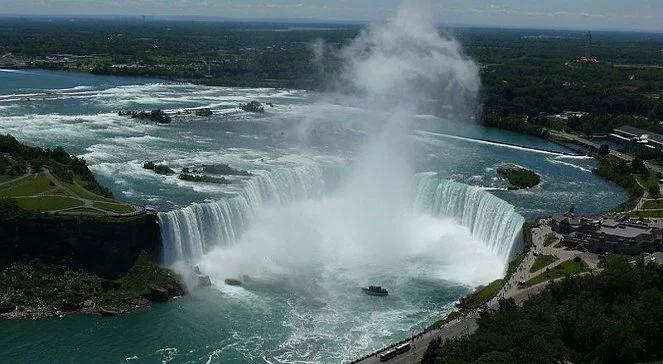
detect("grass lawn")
[0,173,53,197]
[92,201,134,214]
[630,210,663,218]
[430,310,464,329]
[641,200,663,210]
[636,174,659,192]
[459,278,503,309]
[544,234,559,247]
[0,175,18,183]
[521,259,587,288]
[530,254,559,273]
[65,177,114,202]
[15,195,83,211]
[63,207,106,215]
[598,253,645,267]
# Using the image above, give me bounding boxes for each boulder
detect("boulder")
[224,278,242,286]
[198,274,212,288]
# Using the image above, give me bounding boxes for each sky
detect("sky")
[0,0,661,32]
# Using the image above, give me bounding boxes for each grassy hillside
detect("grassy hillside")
[0,135,136,216]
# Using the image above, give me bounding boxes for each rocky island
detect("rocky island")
[178,173,231,184]
[119,109,172,124]
[239,101,265,113]
[143,161,176,175]
[497,166,541,190]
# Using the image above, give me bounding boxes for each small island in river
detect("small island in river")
[497,166,541,190]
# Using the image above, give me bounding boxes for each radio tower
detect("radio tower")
[579,31,598,63]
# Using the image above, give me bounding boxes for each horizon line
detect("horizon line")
[0,13,661,34]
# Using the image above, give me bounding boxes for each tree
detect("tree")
[598,144,610,156]
[632,158,645,172]
[648,185,660,199]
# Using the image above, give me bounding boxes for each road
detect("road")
[351,224,596,364]
[550,130,663,175]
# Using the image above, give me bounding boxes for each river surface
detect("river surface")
[0,69,626,363]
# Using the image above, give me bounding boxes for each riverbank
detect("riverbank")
[0,136,185,319]
[0,252,183,319]
[350,221,604,364]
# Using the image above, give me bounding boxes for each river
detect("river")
[0,69,626,363]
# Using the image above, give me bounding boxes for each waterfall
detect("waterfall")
[413,173,524,262]
[159,166,524,266]
[159,163,328,264]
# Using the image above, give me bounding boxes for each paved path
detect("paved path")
[3,168,143,217]
[0,171,31,187]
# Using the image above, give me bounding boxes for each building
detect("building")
[546,111,589,121]
[610,125,663,159]
[551,212,662,254]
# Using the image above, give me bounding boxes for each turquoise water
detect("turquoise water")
[0,69,627,363]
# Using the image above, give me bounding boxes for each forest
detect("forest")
[1,18,662,136]
[423,256,663,364]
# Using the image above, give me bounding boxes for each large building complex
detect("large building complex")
[551,210,662,254]
[610,125,663,159]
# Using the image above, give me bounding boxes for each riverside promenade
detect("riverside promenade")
[350,224,592,364]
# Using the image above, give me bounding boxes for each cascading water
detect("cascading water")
[159,165,524,267]
[159,162,327,264]
[414,173,524,262]
[139,3,528,360]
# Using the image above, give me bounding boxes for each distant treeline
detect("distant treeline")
[1,20,663,134]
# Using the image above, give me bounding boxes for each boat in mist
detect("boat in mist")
[362,286,389,296]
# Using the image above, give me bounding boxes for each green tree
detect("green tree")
[648,185,660,198]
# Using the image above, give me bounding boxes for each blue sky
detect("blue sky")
[1,0,661,31]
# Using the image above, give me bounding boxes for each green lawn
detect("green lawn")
[0,173,53,197]
[530,255,559,273]
[598,253,645,268]
[430,310,464,329]
[63,207,106,215]
[521,259,587,288]
[0,175,17,183]
[15,195,83,211]
[459,278,503,309]
[92,201,134,214]
[636,174,660,196]
[544,234,559,247]
[641,199,663,210]
[62,179,112,202]
[630,210,663,218]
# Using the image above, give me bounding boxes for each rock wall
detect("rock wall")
[0,214,162,278]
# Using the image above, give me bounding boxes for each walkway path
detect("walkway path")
[0,168,32,187]
[3,168,143,217]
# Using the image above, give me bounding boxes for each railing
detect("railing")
[345,330,430,364]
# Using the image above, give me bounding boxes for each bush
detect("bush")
[0,300,15,314]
